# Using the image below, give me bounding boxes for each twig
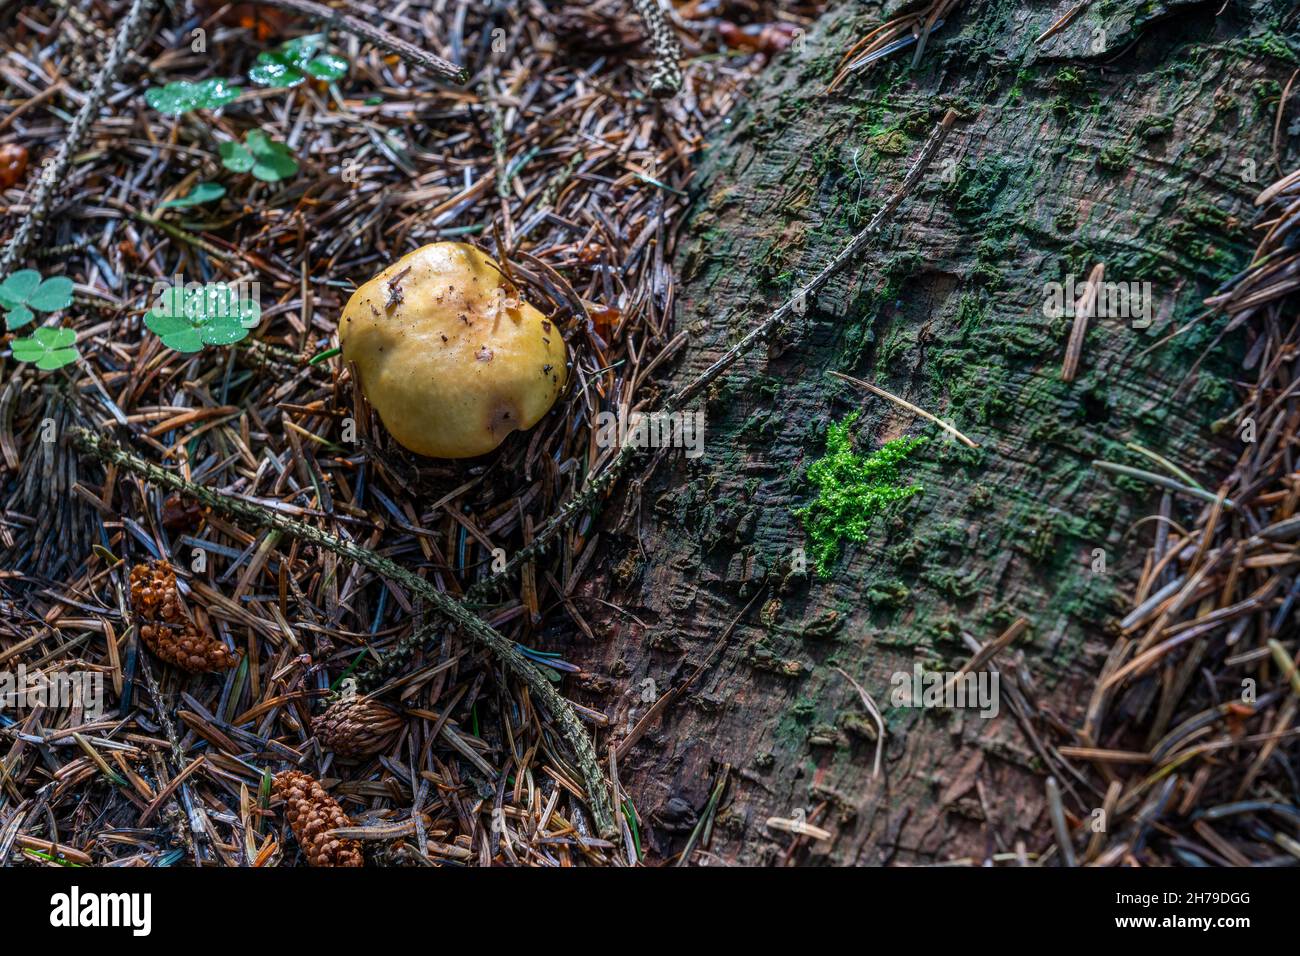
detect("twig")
[0,81,66,135]
[135,652,204,860]
[630,0,684,98]
[1124,442,1206,492]
[1272,68,1297,175]
[0,0,158,274]
[463,442,638,605]
[673,109,960,409]
[255,0,465,84]
[675,764,728,866]
[826,0,962,94]
[465,110,962,603]
[764,814,832,841]
[68,427,617,839]
[828,370,978,448]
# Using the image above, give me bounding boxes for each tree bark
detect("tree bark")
[568,0,1298,864]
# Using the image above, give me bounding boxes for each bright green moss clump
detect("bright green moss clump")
[796,413,926,576]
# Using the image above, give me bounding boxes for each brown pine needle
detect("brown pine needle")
[1035,0,1092,45]
[828,370,979,448]
[1062,262,1103,382]
[832,666,886,778]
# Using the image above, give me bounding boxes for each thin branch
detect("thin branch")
[464,442,636,605]
[630,0,684,98]
[1062,262,1102,383]
[615,586,766,761]
[135,651,205,860]
[1035,0,1093,45]
[255,0,465,84]
[943,616,1027,694]
[671,109,960,409]
[1045,776,1078,867]
[69,426,617,839]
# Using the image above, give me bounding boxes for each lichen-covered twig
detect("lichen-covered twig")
[0,0,158,274]
[631,0,684,98]
[465,110,961,603]
[69,426,616,839]
[255,0,465,84]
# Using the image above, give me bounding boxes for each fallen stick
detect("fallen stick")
[1093,460,1236,509]
[630,0,685,97]
[832,665,885,779]
[614,587,765,761]
[942,616,1028,695]
[1035,0,1093,45]
[1045,775,1077,867]
[255,0,465,84]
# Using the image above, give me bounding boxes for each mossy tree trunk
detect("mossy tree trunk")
[564,0,1298,864]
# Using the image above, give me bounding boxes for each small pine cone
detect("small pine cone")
[313,698,403,758]
[274,770,364,867]
[129,561,239,673]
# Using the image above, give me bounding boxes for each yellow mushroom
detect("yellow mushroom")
[339,242,568,458]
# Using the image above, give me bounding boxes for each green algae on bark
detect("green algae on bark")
[795,413,926,576]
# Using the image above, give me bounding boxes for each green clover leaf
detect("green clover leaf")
[303,52,348,82]
[144,311,204,352]
[27,276,74,311]
[11,326,79,370]
[219,131,298,182]
[0,270,74,330]
[0,270,41,308]
[145,283,260,352]
[244,130,299,181]
[159,181,226,209]
[247,58,298,88]
[218,140,256,174]
[5,304,33,329]
[200,312,249,345]
[145,78,241,115]
[248,34,348,88]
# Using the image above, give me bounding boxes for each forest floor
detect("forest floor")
[1,0,1299,869]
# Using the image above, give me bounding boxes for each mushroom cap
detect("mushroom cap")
[340,242,567,458]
